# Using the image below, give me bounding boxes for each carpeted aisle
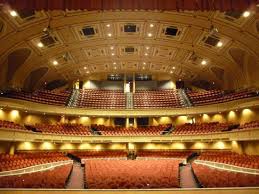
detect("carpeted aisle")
[180,164,199,188]
[66,161,85,189]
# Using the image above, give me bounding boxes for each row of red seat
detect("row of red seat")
[91,124,171,136]
[0,164,72,188]
[187,89,258,106]
[171,122,231,135]
[0,152,69,172]
[0,120,25,130]
[77,90,125,109]
[192,163,259,187]
[33,123,92,135]
[137,150,193,158]
[134,90,182,108]
[4,90,71,106]
[85,160,180,189]
[70,150,127,160]
[198,151,259,169]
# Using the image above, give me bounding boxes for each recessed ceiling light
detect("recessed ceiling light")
[84,66,87,70]
[170,71,173,74]
[37,42,44,48]
[147,33,152,37]
[172,66,176,69]
[216,41,223,47]
[110,46,114,50]
[243,11,250,17]
[0,92,3,95]
[108,33,112,37]
[150,24,154,28]
[53,60,58,65]
[146,46,150,50]
[201,60,207,65]
[114,67,117,69]
[86,71,89,74]
[144,53,148,56]
[106,24,110,27]
[111,53,115,56]
[142,67,145,69]
[143,62,146,65]
[113,62,116,65]
[10,10,18,17]
[179,79,182,81]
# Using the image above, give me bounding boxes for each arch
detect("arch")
[23,67,48,91]
[7,48,31,82]
[211,67,224,81]
[228,48,246,70]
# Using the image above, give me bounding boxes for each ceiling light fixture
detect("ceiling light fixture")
[144,53,148,56]
[147,33,152,37]
[110,46,114,50]
[86,71,89,74]
[113,62,116,65]
[172,66,176,69]
[10,10,18,17]
[150,24,154,27]
[201,60,207,65]
[143,62,146,65]
[84,66,87,70]
[146,46,150,50]
[170,71,173,74]
[53,60,58,65]
[108,33,112,37]
[216,41,223,47]
[243,11,250,17]
[106,24,110,27]
[111,53,115,56]
[37,42,44,48]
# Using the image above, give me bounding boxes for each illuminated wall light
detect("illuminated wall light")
[106,24,110,27]
[110,46,114,50]
[107,33,112,37]
[216,41,223,47]
[143,62,146,65]
[86,71,89,74]
[201,60,207,65]
[150,24,154,27]
[216,141,225,149]
[147,33,152,37]
[113,62,116,65]
[52,60,58,65]
[172,66,176,69]
[144,53,148,56]
[170,71,173,74]
[37,42,44,48]
[242,11,250,18]
[242,108,252,115]
[146,46,150,50]
[111,53,115,56]
[41,142,53,150]
[10,10,18,17]
[84,66,87,70]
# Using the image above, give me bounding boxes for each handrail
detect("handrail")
[194,160,259,175]
[0,160,73,177]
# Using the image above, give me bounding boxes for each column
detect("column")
[133,73,136,93]
[124,74,127,93]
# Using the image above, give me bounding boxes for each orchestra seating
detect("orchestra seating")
[85,160,180,189]
[33,123,92,135]
[77,89,125,109]
[3,90,71,106]
[91,124,172,136]
[70,151,127,161]
[198,151,259,169]
[133,90,182,108]
[192,163,259,187]
[171,122,231,135]
[0,120,25,131]
[0,164,72,188]
[0,152,69,172]
[186,89,258,106]
[137,150,193,159]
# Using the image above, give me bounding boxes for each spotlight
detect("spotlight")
[37,42,44,48]
[242,11,250,18]
[10,10,18,17]
[216,41,223,47]
[201,60,207,65]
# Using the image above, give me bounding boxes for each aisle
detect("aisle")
[179,164,199,188]
[66,161,85,189]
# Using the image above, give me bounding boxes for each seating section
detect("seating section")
[238,120,259,130]
[0,152,69,172]
[171,122,231,135]
[137,150,192,159]
[186,89,258,106]
[33,123,92,136]
[77,89,125,109]
[192,163,259,187]
[0,164,72,188]
[91,124,172,136]
[134,90,182,108]
[0,120,25,130]
[3,90,71,106]
[70,151,127,160]
[198,151,259,169]
[85,160,180,189]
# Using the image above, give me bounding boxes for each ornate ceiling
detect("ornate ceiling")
[0,4,259,90]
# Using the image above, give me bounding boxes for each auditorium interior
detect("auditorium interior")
[0,0,259,194]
